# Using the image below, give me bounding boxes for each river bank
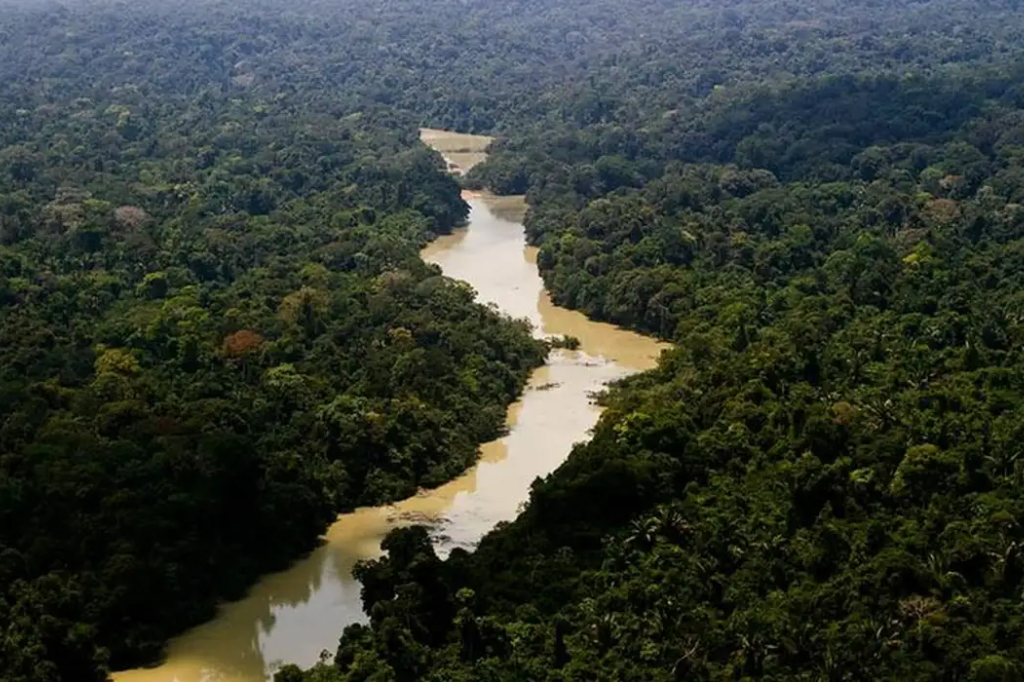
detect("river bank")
[110,129,667,682]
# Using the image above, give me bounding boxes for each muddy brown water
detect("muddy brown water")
[111,130,668,682]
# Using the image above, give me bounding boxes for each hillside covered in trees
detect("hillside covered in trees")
[5,0,1024,680]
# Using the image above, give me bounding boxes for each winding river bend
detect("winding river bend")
[112,130,667,682]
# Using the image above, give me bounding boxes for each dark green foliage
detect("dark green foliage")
[7,0,1024,680]
[262,1,1024,681]
[0,6,548,680]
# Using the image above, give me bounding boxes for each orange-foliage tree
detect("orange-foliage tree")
[223,329,265,358]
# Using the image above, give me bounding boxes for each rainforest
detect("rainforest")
[3,0,1024,680]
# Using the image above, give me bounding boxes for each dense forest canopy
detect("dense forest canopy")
[0,2,555,680]
[6,0,1024,680]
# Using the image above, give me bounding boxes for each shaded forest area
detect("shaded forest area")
[5,0,1024,680]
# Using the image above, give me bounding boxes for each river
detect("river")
[111,129,667,682]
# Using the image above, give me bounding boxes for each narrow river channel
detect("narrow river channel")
[111,129,668,682]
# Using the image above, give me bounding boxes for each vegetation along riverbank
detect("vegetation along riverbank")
[4,0,1024,680]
